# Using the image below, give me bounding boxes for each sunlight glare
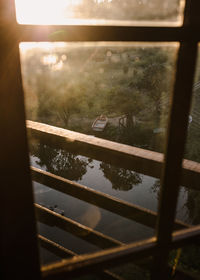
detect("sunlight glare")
[19,42,67,53]
[15,0,183,26]
[15,0,83,24]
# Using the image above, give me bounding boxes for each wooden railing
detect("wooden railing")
[27,120,200,279]
[27,120,200,190]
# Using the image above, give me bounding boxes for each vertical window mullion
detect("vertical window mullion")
[152,1,199,279]
[0,0,41,279]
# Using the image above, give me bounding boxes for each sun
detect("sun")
[15,0,83,25]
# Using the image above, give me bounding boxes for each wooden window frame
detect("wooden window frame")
[1,1,200,279]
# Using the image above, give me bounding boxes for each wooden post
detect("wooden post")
[152,1,200,279]
[0,1,41,279]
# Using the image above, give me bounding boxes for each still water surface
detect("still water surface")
[31,150,190,264]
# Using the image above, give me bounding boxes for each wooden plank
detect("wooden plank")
[27,120,163,179]
[39,235,75,259]
[42,237,156,280]
[35,204,123,249]
[27,120,200,190]
[39,235,125,280]
[0,1,41,279]
[32,167,188,230]
[41,225,200,280]
[152,1,199,278]
[40,235,200,280]
[182,159,200,189]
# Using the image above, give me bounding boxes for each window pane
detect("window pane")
[20,42,178,266]
[184,45,200,164]
[20,42,177,153]
[21,42,177,153]
[15,0,184,25]
[178,45,200,227]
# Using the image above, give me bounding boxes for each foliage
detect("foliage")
[106,86,145,127]
[22,44,175,150]
[134,48,172,122]
[55,86,84,127]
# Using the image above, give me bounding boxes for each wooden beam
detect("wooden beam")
[36,204,123,249]
[41,225,200,280]
[152,0,199,278]
[27,120,200,190]
[32,167,188,230]
[39,235,125,280]
[39,235,75,259]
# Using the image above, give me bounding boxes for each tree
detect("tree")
[106,85,146,129]
[55,86,82,128]
[132,47,174,129]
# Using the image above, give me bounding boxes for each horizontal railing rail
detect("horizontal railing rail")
[27,121,200,279]
[39,235,75,259]
[36,204,123,249]
[39,235,125,280]
[32,167,188,230]
[27,121,200,190]
[40,234,199,280]
[42,224,200,280]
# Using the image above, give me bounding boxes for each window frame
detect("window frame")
[1,1,200,279]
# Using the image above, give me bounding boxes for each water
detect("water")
[30,146,191,265]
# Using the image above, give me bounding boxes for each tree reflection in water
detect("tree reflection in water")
[30,141,143,191]
[30,142,89,181]
[150,179,160,199]
[100,162,142,191]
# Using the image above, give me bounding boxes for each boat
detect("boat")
[92,115,108,132]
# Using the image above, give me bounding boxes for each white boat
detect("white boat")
[92,115,108,131]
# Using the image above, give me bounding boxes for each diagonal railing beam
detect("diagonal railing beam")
[39,235,75,259]
[41,225,200,280]
[35,204,123,250]
[39,235,125,280]
[32,167,188,230]
[40,234,200,280]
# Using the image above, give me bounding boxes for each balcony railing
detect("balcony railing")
[27,120,200,191]
[27,120,200,279]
